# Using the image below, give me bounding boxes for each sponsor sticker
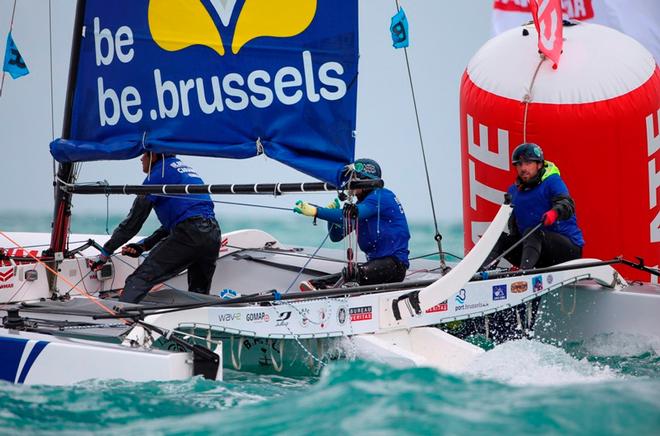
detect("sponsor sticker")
[511,281,528,293]
[0,268,15,289]
[547,274,554,285]
[454,289,489,312]
[455,289,466,306]
[349,306,372,322]
[276,311,291,327]
[425,300,448,313]
[492,284,507,301]
[0,268,14,282]
[337,307,347,324]
[218,312,241,322]
[318,308,327,329]
[246,312,270,322]
[219,288,238,299]
[299,307,311,327]
[532,275,543,292]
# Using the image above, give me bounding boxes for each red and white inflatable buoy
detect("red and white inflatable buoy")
[460,22,660,282]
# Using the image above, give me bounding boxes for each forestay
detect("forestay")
[50,0,359,185]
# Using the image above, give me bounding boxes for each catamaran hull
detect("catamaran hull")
[0,328,199,385]
[535,283,660,344]
[2,229,657,376]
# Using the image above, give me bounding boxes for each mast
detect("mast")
[48,0,86,259]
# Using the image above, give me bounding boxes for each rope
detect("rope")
[105,188,111,234]
[0,267,32,309]
[107,251,187,294]
[0,0,18,96]
[49,0,57,181]
[409,251,464,261]
[225,244,347,264]
[0,230,124,321]
[522,56,546,142]
[48,0,55,142]
[393,0,446,270]
[208,198,290,211]
[343,200,358,282]
[282,231,331,294]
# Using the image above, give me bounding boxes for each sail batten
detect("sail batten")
[50,0,358,185]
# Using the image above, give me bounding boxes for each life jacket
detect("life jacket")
[508,161,584,247]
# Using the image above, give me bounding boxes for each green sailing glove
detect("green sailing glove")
[326,198,340,209]
[293,200,317,217]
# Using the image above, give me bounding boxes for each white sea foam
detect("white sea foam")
[461,339,620,386]
[581,332,660,357]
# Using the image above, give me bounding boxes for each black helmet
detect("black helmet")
[353,158,382,179]
[512,143,544,164]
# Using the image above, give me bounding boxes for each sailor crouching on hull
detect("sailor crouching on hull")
[90,152,221,304]
[483,143,585,271]
[480,143,585,342]
[293,158,411,290]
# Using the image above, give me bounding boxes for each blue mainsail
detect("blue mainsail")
[50,0,358,185]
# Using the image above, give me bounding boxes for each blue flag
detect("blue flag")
[3,32,29,79]
[390,8,409,49]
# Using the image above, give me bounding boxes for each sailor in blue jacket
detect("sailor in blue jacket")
[293,159,410,290]
[90,152,221,303]
[483,143,584,270]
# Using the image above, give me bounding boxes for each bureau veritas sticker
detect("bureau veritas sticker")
[349,306,372,321]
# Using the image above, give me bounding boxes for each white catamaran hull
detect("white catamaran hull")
[2,211,658,376]
[0,328,206,385]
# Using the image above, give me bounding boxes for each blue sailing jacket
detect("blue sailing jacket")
[507,170,584,247]
[316,188,410,267]
[144,157,215,231]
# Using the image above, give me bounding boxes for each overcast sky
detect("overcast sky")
[0,1,493,223]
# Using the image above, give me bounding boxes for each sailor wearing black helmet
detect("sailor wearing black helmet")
[293,158,411,290]
[483,143,584,270]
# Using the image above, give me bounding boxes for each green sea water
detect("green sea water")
[1,212,659,435]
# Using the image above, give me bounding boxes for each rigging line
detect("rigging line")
[0,230,126,322]
[0,266,33,309]
[105,190,110,234]
[149,192,293,211]
[148,192,292,211]
[210,199,290,211]
[107,253,187,294]
[409,251,464,261]
[225,244,347,264]
[0,0,18,96]
[63,258,95,298]
[0,240,93,251]
[283,231,331,294]
[8,0,17,28]
[523,56,546,142]
[48,0,55,143]
[393,1,446,270]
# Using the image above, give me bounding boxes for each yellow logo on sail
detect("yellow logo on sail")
[148,0,317,56]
